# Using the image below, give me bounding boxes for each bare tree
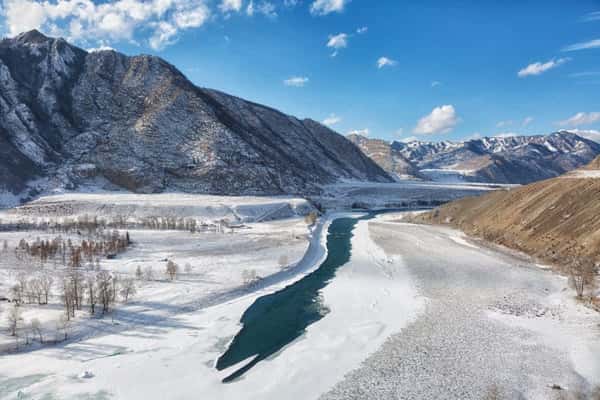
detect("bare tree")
[143,266,154,281]
[39,274,53,305]
[57,314,71,341]
[7,304,22,337]
[86,276,97,315]
[165,260,179,281]
[135,265,143,280]
[2,239,8,253]
[120,278,137,302]
[304,211,318,226]
[242,269,260,285]
[30,318,43,343]
[96,271,114,314]
[569,257,597,299]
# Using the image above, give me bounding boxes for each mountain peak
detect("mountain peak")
[15,29,51,45]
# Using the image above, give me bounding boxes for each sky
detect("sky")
[1,0,600,143]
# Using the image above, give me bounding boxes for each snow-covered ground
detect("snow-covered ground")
[0,192,313,225]
[564,170,600,178]
[316,180,504,209]
[323,215,600,400]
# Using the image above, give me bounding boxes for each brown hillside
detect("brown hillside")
[583,155,600,170]
[412,174,600,269]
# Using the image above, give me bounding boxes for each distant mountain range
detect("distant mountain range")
[0,30,390,204]
[348,132,600,184]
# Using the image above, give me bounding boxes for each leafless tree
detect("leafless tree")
[86,276,97,315]
[569,257,598,299]
[165,260,179,281]
[39,274,53,305]
[30,318,43,343]
[135,265,143,280]
[7,304,22,337]
[96,271,114,314]
[120,278,137,302]
[57,314,71,341]
[304,211,318,226]
[2,239,8,253]
[143,266,154,281]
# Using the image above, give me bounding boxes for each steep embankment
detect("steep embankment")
[412,156,600,267]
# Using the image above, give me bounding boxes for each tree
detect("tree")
[86,276,97,315]
[2,239,8,253]
[165,260,179,281]
[569,257,597,299]
[120,278,136,302]
[39,274,53,305]
[7,304,22,337]
[304,211,318,226]
[143,266,154,281]
[96,271,114,314]
[30,318,43,343]
[57,314,70,341]
[135,265,143,280]
[242,269,260,285]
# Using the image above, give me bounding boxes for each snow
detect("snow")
[564,170,600,178]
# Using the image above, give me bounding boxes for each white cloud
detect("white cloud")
[87,44,115,52]
[413,105,459,135]
[323,113,341,126]
[283,76,309,87]
[283,0,299,7]
[347,128,369,137]
[496,120,513,128]
[1,0,211,50]
[219,0,242,13]
[517,58,569,77]
[327,32,348,56]
[310,0,348,16]
[582,11,600,22]
[248,1,276,18]
[430,81,441,88]
[399,136,419,143]
[356,26,367,34]
[377,56,397,69]
[564,129,600,143]
[562,38,600,52]
[522,116,534,127]
[558,112,600,127]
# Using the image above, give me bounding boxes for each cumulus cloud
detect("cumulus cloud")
[377,56,397,69]
[356,26,367,34]
[518,58,569,77]
[347,128,369,137]
[283,76,309,87]
[562,38,600,52]
[327,32,348,56]
[246,1,277,17]
[430,81,441,88]
[1,0,210,50]
[413,105,459,135]
[219,0,242,13]
[310,0,348,16]
[399,136,419,143]
[323,113,341,126]
[558,112,600,127]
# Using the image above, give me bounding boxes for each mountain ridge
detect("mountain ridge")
[0,30,391,205]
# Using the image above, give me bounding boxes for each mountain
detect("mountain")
[346,134,424,180]
[392,132,600,184]
[411,156,600,268]
[0,30,391,203]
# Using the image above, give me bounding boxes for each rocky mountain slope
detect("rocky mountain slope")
[0,30,391,204]
[411,155,600,267]
[350,132,600,184]
[346,134,424,180]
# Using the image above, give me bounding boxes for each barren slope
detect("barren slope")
[412,158,600,267]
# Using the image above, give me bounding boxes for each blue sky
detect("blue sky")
[1,0,600,142]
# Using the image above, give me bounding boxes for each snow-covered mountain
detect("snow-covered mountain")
[0,30,391,204]
[382,132,600,184]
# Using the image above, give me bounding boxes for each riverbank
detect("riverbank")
[323,215,600,400]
